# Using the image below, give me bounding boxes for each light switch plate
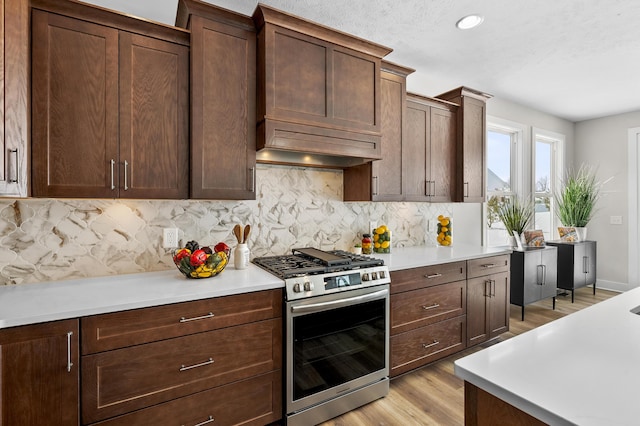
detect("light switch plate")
[369,221,378,234]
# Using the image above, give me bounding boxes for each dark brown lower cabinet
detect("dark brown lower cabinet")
[0,319,79,425]
[92,371,281,426]
[466,255,510,346]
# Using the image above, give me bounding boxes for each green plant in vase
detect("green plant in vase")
[496,198,533,247]
[554,164,602,240]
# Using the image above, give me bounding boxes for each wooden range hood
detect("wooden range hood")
[252,4,393,168]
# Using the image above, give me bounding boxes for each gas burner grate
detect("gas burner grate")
[252,247,384,279]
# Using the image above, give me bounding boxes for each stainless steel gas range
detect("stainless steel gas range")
[253,248,390,426]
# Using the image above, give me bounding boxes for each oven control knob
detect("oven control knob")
[371,272,378,280]
[303,282,314,292]
[362,273,369,281]
[292,283,302,293]
[379,270,386,279]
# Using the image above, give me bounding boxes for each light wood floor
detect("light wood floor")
[320,286,618,426]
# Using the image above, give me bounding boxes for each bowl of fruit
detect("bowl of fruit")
[173,240,231,279]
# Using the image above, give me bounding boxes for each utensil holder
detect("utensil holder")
[234,243,250,270]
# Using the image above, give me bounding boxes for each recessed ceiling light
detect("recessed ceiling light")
[456,14,484,30]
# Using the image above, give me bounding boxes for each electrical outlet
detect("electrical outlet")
[428,219,437,232]
[163,228,179,248]
[369,221,378,233]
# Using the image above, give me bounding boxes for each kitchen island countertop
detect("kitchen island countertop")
[0,244,511,329]
[455,285,639,425]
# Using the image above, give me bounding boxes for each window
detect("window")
[485,119,564,247]
[533,129,564,240]
[485,118,525,247]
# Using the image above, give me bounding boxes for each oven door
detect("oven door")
[286,284,389,415]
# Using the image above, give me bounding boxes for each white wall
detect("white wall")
[575,111,640,291]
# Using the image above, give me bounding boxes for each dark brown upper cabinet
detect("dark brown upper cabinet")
[252,4,392,168]
[404,94,457,202]
[344,61,414,201]
[176,0,257,200]
[31,0,189,199]
[436,86,492,203]
[0,0,29,197]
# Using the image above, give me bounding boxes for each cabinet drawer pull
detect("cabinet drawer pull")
[481,263,496,269]
[180,357,214,372]
[423,340,439,349]
[183,415,215,426]
[8,148,18,183]
[180,312,214,323]
[424,273,443,279]
[66,331,73,372]
[422,303,440,311]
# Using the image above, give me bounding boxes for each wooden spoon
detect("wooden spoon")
[233,224,242,244]
[242,224,251,244]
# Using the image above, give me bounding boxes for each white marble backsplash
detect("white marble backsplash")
[0,165,451,285]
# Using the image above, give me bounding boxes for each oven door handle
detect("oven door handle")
[290,288,389,314]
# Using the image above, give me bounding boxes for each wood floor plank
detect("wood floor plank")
[319,286,618,426]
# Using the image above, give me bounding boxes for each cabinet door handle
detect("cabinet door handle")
[492,279,496,297]
[180,357,214,372]
[422,303,440,311]
[425,180,430,196]
[372,176,378,196]
[249,167,255,192]
[424,273,443,279]
[536,264,543,285]
[183,415,215,426]
[423,340,439,349]
[464,182,469,198]
[431,180,436,197]
[542,265,547,285]
[8,148,18,183]
[583,256,589,274]
[66,331,74,372]
[110,159,116,190]
[123,160,129,190]
[180,312,214,323]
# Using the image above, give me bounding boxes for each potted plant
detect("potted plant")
[352,243,362,255]
[496,198,534,248]
[554,165,601,241]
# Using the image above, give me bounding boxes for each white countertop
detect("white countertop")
[0,244,510,329]
[455,286,640,426]
[376,244,511,271]
[0,265,284,329]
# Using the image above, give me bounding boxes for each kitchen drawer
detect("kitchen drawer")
[390,261,466,294]
[82,318,282,424]
[467,255,510,279]
[81,289,282,354]
[391,280,466,336]
[92,370,282,426]
[390,315,466,377]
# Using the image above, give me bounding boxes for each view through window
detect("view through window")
[486,128,516,246]
[486,122,563,247]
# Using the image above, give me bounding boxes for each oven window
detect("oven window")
[292,298,386,401]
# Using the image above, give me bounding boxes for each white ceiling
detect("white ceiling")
[85,0,640,122]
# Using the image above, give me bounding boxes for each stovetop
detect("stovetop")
[252,247,385,279]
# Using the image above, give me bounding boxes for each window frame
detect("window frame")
[533,127,565,239]
[484,116,529,246]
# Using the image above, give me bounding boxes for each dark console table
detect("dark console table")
[546,240,597,302]
[510,246,558,320]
